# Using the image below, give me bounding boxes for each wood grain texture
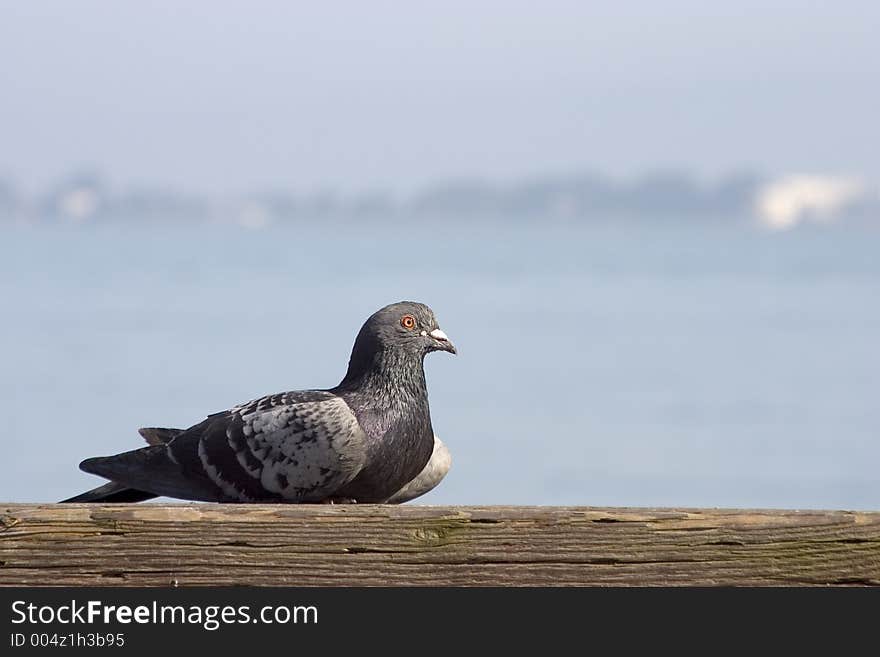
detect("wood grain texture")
[1,504,879,586]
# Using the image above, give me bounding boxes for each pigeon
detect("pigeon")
[63,429,452,504]
[61,301,455,504]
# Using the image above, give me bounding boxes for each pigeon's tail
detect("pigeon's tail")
[76,444,223,502]
[60,427,185,503]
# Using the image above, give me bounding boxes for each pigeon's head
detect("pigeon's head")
[358,301,457,358]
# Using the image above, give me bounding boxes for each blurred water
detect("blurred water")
[1,219,878,508]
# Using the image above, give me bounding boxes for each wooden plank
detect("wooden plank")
[1,504,879,586]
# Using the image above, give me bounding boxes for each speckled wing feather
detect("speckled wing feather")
[193,391,368,502]
[81,391,368,503]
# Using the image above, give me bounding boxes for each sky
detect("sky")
[1,1,878,195]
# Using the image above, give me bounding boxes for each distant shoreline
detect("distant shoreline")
[1,171,877,231]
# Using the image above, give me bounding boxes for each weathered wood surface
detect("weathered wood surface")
[1,504,879,586]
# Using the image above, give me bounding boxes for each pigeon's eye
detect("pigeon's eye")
[401,315,417,330]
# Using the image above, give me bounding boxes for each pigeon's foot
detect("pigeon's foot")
[321,497,358,504]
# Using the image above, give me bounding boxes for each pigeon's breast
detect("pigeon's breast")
[334,399,434,502]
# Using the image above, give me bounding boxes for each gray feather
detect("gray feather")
[385,435,451,503]
[194,393,368,502]
[80,445,224,502]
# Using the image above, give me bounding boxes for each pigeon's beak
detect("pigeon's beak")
[428,328,457,354]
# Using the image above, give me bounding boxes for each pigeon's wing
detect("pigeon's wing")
[192,391,369,502]
[81,391,369,503]
[385,435,451,503]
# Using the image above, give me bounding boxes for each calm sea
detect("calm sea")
[2,218,878,508]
